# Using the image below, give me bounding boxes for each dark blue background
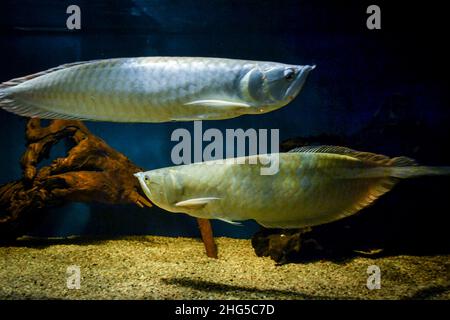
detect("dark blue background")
[0,1,448,241]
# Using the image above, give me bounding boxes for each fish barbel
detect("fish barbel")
[0,57,314,122]
[134,146,450,228]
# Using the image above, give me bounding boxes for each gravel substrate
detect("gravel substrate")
[0,236,448,299]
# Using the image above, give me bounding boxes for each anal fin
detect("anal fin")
[0,97,88,120]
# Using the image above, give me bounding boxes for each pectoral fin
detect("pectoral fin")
[175,197,220,209]
[184,100,251,109]
[170,113,230,121]
[170,100,251,121]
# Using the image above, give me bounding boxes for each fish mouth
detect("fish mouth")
[134,171,152,200]
[284,65,315,100]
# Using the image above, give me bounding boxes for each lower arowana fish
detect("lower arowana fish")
[134,146,450,228]
[0,57,314,122]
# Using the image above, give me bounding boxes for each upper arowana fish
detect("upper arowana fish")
[134,146,450,228]
[0,57,314,122]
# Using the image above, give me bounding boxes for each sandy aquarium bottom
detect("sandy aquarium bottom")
[0,236,448,300]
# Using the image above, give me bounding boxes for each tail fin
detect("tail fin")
[390,166,450,179]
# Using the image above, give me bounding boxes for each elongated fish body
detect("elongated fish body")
[134,146,450,228]
[0,57,314,122]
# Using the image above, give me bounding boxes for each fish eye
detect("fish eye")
[284,68,295,81]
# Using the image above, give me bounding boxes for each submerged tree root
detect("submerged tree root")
[0,119,218,258]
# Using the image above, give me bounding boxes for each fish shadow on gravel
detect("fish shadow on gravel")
[0,234,169,249]
[0,235,114,249]
[160,277,359,300]
[405,284,450,300]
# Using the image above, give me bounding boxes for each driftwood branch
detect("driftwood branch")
[0,119,218,258]
[197,218,218,258]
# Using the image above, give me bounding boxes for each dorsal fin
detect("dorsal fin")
[288,145,418,167]
[0,60,102,89]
